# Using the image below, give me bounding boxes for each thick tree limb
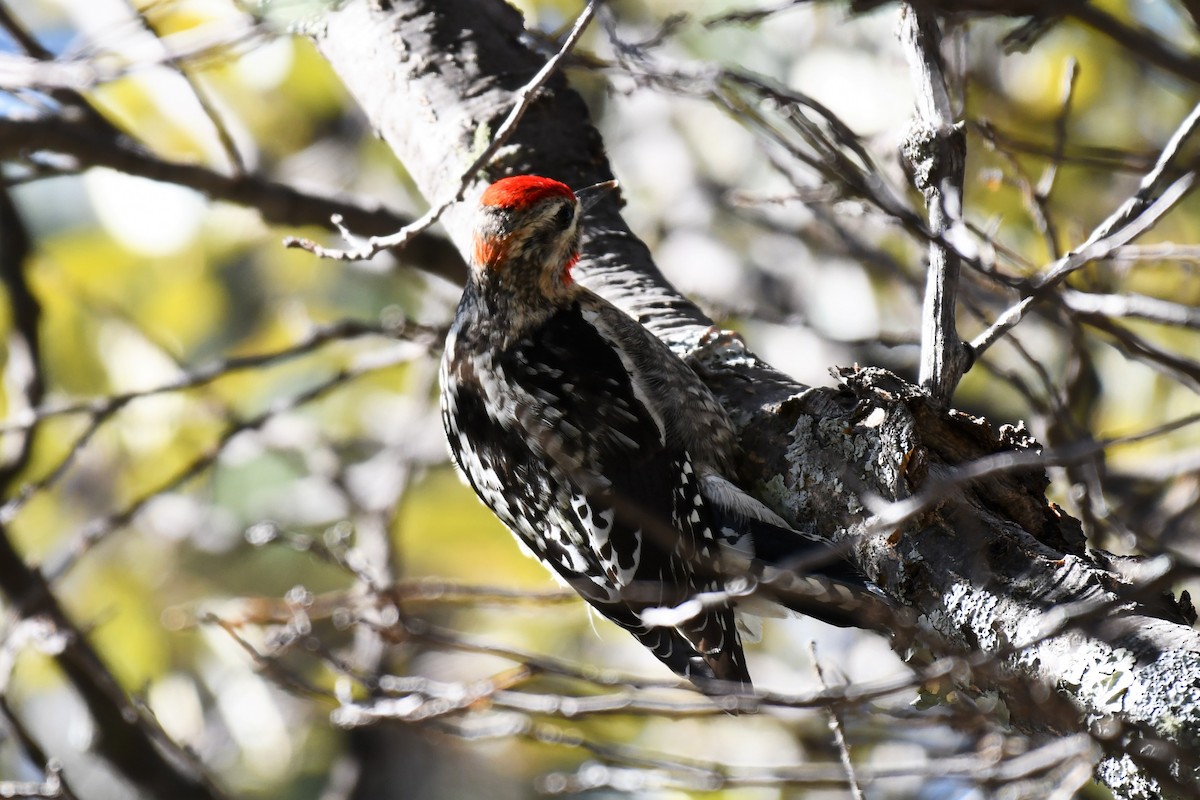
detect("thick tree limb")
[300,0,706,340]
[286,0,600,261]
[306,1,1200,796]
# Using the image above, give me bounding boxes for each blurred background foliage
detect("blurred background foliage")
[1,0,1198,798]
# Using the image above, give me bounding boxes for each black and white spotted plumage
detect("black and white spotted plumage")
[439,175,874,690]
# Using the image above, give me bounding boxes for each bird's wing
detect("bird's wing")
[500,302,749,687]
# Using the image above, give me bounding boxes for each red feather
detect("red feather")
[473,234,505,269]
[480,175,575,210]
[563,252,580,286]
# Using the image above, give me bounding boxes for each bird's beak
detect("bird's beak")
[574,179,619,213]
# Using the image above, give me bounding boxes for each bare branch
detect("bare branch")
[811,642,864,800]
[1061,289,1200,328]
[284,0,601,261]
[0,15,261,91]
[0,317,429,435]
[41,341,432,582]
[900,5,970,405]
[971,171,1196,355]
[0,116,468,282]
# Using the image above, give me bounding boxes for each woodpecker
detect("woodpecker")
[439,175,873,690]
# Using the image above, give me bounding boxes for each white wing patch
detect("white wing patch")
[570,490,638,587]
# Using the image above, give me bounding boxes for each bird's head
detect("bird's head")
[469,175,617,304]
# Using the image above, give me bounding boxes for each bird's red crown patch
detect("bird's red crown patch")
[480,175,575,210]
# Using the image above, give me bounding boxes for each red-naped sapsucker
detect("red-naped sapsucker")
[440,175,877,690]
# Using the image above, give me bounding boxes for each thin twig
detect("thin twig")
[973,98,1200,356]
[1069,3,1200,86]
[1035,56,1079,222]
[529,719,1097,791]
[1083,99,1200,247]
[970,120,1156,174]
[284,0,601,261]
[132,5,248,175]
[1061,289,1200,328]
[971,171,1196,355]
[0,318,420,434]
[42,346,428,582]
[0,16,261,91]
[0,116,469,283]
[164,581,578,630]
[860,404,1200,535]
[810,643,864,800]
[1076,311,1200,393]
[0,320,436,527]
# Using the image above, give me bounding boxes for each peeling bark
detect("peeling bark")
[306,1,1200,796]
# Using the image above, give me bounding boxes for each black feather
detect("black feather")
[444,298,750,687]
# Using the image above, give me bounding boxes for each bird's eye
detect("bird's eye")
[553,204,575,230]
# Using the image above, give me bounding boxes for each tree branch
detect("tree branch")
[900,5,970,406]
[286,0,601,262]
[304,1,1200,795]
[0,115,467,284]
[0,187,225,800]
[303,0,709,340]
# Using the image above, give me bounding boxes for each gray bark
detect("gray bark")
[899,6,971,405]
[306,1,1200,796]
